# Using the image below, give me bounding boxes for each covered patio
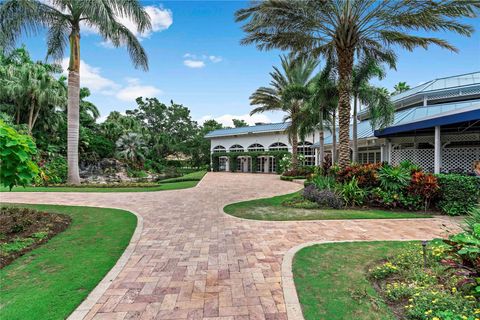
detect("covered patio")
[375,103,480,174]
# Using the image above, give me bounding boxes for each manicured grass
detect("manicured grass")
[293,241,412,320]
[223,192,432,220]
[0,204,137,320]
[0,171,207,192]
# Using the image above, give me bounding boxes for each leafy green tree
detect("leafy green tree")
[250,55,317,169]
[0,119,39,189]
[232,119,248,128]
[191,119,223,168]
[392,82,411,95]
[236,0,478,168]
[127,98,198,160]
[0,0,152,184]
[101,111,142,143]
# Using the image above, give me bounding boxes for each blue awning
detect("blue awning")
[374,105,480,138]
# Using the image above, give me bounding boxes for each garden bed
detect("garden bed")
[0,207,71,268]
[293,240,479,320]
[0,204,136,319]
[224,192,431,220]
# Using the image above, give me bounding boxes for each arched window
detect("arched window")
[269,142,288,151]
[229,144,244,153]
[298,141,315,166]
[248,143,265,152]
[213,145,226,153]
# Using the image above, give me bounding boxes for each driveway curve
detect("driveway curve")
[1,172,460,320]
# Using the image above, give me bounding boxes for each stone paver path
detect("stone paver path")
[1,173,460,320]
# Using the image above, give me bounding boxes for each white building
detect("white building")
[205,72,480,174]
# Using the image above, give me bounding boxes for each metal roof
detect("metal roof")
[312,99,480,147]
[391,71,480,103]
[375,101,480,137]
[205,122,290,138]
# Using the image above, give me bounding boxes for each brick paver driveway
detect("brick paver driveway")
[1,172,459,320]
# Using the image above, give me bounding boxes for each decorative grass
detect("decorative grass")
[223,192,432,220]
[0,204,136,320]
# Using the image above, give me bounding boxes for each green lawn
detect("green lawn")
[0,204,137,320]
[293,241,412,320]
[223,192,432,220]
[1,170,206,192]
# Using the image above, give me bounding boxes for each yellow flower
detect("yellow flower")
[425,310,433,315]
[432,299,437,303]
[461,316,467,320]
[432,317,440,320]
[452,287,457,293]
[475,309,480,314]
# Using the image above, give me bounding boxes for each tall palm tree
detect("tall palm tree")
[352,57,388,163]
[116,132,147,166]
[0,0,152,184]
[250,55,317,170]
[300,62,337,166]
[236,0,478,168]
[393,82,411,95]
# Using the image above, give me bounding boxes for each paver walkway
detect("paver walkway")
[1,173,460,320]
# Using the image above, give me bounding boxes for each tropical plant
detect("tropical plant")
[378,165,410,193]
[339,177,366,207]
[311,174,337,191]
[303,185,343,209]
[0,50,66,134]
[392,82,411,95]
[436,174,480,216]
[408,171,439,211]
[236,0,479,168]
[352,58,395,162]
[0,119,39,189]
[0,0,152,184]
[116,133,147,166]
[250,55,318,170]
[299,61,337,165]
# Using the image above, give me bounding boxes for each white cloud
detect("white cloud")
[183,53,222,68]
[115,78,162,102]
[209,55,223,63]
[198,114,272,127]
[183,59,206,69]
[61,58,119,93]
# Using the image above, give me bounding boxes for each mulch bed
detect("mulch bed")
[0,207,71,268]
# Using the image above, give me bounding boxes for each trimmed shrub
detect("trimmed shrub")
[336,163,382,189]
[436,174,480,215]
[303,185,343,209]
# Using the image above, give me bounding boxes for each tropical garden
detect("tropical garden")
[0,0,479,320]
[231,1,480,319]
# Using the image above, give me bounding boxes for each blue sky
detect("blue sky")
[20,1,480,126]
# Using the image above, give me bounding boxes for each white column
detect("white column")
[434,126,441,174]
[380,145,384,162]
[387,140,392,164]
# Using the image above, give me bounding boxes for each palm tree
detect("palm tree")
[393,82,411,95]
[0,0,152,184]
[0,57,66,134]
[236,0,478,168]
[352,57,389,163]
[250,55,317,170]
[116,132,147,165]
[300,62,337,166]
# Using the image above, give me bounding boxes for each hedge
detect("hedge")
[435,174,480,215]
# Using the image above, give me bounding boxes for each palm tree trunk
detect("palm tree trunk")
[337,47,354,168]
[352,94,358,163]
[67,29,81,184]
[27,100,34,135]
[318,112,324,166]
[291,132,298,170]
[332,111,337,163]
